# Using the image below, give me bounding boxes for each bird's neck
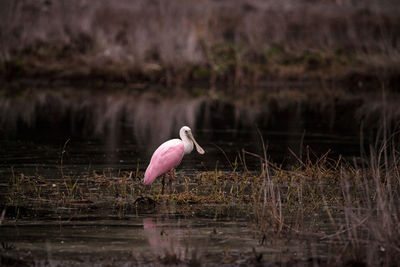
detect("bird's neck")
[181,136,194,155]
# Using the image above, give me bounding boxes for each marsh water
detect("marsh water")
[0,86,392,265]
[1,202,340,266]
[0,86,369,177]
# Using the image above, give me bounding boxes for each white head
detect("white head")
[179,126,205,155]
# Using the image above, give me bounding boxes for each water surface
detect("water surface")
[0,204,338,265]
[0,86,372,179]
[0,86,392,265]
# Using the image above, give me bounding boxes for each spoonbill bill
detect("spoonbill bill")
[144,126,205,192]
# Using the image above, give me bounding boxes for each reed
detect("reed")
[250,130,400,265]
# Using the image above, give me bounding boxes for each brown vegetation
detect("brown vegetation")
[252,134,400,266]
[0,0,399,87]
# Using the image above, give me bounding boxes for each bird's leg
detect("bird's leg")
[162,175,165,195]
[168,169,175,194]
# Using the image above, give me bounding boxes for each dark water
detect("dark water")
[0,86,394,265]
[0,87,375,179]
[0,128,361,179]
[0,205,337,265]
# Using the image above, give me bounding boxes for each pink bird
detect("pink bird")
[144,126,205,190]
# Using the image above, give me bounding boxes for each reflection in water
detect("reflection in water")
[0,206,337,265]
[142,214,204,264]
[0,87,397,175]
[142,217,185,260]
[0,87,397,265]
[131,97,205,152]
[143,218,167,255]
[0,90,206,154]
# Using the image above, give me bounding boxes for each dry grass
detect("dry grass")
[0,0,399,86]
[6,168,257,210]
[250,132,400,266]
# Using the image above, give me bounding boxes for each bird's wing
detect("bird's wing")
[152,140,185,171]
[144,140,184,184]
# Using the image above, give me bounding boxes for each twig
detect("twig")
[0,207,6,225]
[212,143,234,171]
[320,215,370,240]
[60,138,70,179]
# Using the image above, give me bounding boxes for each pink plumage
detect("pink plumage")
[143,139,185,185]
[143,126,205,186]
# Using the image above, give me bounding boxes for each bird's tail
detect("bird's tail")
[143,168,156,185]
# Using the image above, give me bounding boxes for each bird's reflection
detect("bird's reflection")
[142,217,177,256]
[142,217,202,263]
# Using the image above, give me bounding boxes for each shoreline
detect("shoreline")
[1,54,399,92]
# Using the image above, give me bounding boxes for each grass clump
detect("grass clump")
[250,143,400,266]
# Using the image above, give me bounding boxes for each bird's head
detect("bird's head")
[180,126,205,154]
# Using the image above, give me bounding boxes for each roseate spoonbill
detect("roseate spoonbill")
[144,126,205,193]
